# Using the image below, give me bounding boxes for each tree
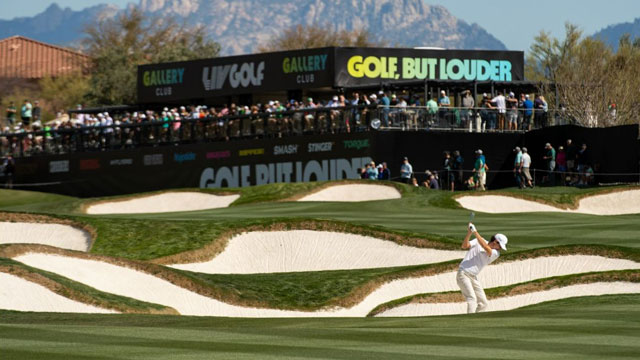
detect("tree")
[84,8,220,105]
[40,73,91,118]
[257,24,386,52]
[527,23,640,127]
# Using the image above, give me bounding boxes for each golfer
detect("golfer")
[457,223,508,313]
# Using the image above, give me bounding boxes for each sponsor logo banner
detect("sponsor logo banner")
[307,142,333,153]
[200,156,372,189]
[110,159,133,166]
[206,150,232,160]
[343,139,370,150]
[273,144,298,155]
[137,48,334,103]
[174,152,196,163]
[79,159,100,170]
[49,160,69,173]
[334,47,524,88]
[143,154,163,166]
[239,148,264,156]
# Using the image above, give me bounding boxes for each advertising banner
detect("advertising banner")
[137,47,335,103]
[10,125,638,197]
[334,47,525,88]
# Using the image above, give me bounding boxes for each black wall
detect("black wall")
[10,125,639,197]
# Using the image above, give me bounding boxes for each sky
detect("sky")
[1,0,639,51]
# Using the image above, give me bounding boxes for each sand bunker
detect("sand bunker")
[13,253,640,317]
[457,190,640,215]
[169,230,466,273]
[375,282,640,317]
[297,184,401,202]
[0,222,91,251]
[0,272,115,313]
[85,192,240,214]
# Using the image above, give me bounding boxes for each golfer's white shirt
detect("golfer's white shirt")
[459,239,500,276]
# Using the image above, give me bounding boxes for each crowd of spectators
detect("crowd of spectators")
[354,137,597,192]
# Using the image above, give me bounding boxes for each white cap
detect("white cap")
[494,234,508,251]
[268,101,275,106]
[333,96,338,101]
[370,94,377,99]
[509,92,515,97]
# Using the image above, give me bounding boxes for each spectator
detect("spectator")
[378,162,390,180]
[491,91,506,131]
[411,177,419,187]
[540,95,548,127]
[6,101,17,126]
[438,90,450,125]
[32,100,42,124]
[478,149,488,189]
[400,156,413,183]
[428,172,440,189]
[507,92,518,130]
[473,150,486,191]
[523,95,534,131]
[4,155,15,189]
[576,143,590,175]
[556,146,567,185]
[21,99,32,130]
[453,150,464,189]
[534,95,545,128]
[443,151,454,191]
[381,92,390,126]
[521,147,533,188]
[366,161,379,180]
[461,90,474,129]
[513,146,523,189]
[480,94,495,131]
[542,143,556,186]
[426,95,439,126]
[565,139,577,174]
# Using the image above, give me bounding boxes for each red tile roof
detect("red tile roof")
[0,35,90,79]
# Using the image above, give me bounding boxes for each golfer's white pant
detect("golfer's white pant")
[457,269,489,313]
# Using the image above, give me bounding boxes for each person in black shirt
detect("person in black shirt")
[4,155,15,189]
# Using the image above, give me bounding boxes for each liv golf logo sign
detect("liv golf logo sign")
[202,61,265,91]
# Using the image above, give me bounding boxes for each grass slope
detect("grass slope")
[1,294,639,359]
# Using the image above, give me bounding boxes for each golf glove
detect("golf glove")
[469,223,476,233]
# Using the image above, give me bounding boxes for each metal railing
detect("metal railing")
[0,105,571,158]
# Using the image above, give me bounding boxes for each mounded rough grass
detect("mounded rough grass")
[367,270,640,316]
[0,257,176,314]
[152,219,459,265]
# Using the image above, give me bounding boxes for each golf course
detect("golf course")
[1,181,639,359]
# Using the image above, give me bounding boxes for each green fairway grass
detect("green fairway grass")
[1,294,639,359]
[1,183,640,358]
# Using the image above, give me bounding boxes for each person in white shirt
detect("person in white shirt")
[491,91,507,131]
[521,147,533,188]
[457,223,508,313]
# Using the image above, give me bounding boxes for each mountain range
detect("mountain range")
[0,0,507,55]
[593,17,640,51]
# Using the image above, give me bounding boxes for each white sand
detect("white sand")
[0,272,115,313]
[457,190,640,215]
[170,230,466,274]
[577,190,640,215]
[14,253,640,317]
[376,282,640,317]
[0,222,91,251]
[85,192,240,214]
[297,184,401,202]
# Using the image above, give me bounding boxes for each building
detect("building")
[0,35,89,79]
